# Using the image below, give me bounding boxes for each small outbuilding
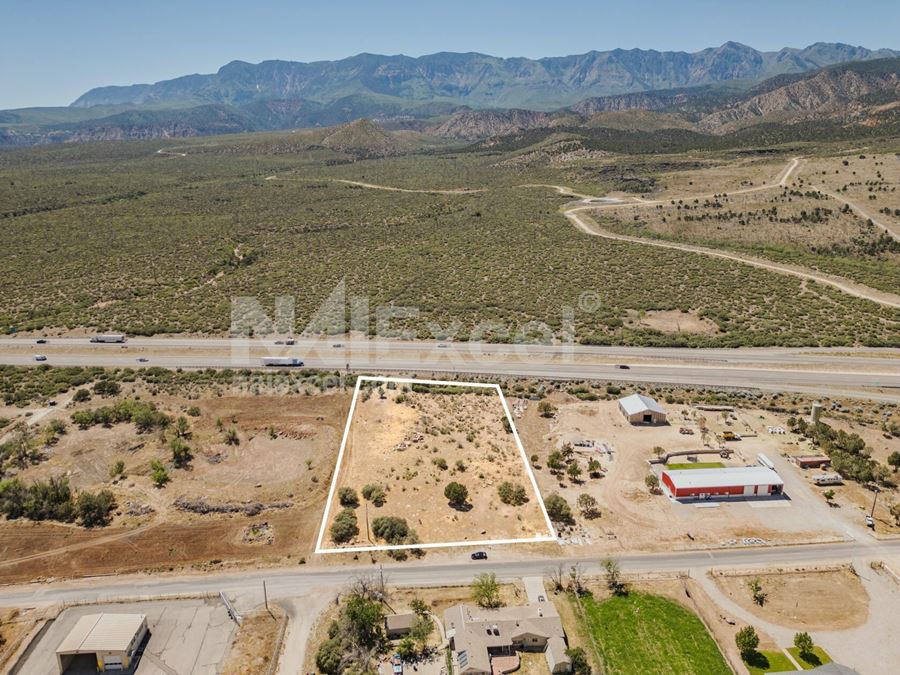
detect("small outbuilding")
[790,455,831,469]
[56,613,147,673]
[661,466,784,500]
[618,394,667,425]
[385,612,417,639]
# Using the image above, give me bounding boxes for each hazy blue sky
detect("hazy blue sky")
[1,0,898,109]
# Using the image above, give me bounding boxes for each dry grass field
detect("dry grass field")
[0,379,350,583]
[711,567,869,630]
[321,381,550,549]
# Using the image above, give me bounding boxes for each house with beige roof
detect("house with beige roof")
[443,602,571,674]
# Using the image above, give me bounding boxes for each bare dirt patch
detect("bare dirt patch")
[222,606,287,675]
[0,388,349,583]
[711,566,869,630]
[517,394,845,553]
[321,381,550,549]
[633,309,719,335]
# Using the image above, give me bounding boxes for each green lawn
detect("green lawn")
[787,646,832,670]
[575,592,731,675]
[744,649,796,674]
[665,462,726,470]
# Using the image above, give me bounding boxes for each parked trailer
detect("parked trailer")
[812,473,843,486]
[261,357,304,367]
[757,453,775,470]
[90,334,126,343]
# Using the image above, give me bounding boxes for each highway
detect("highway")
[2,336,899,401]
[2,537,898,609]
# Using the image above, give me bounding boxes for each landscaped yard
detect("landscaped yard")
[744,649,796,674]
[575,592,731,675]
[665,462,726,470]
[787,646,832,670]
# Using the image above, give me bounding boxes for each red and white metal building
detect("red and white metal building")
[661,466,784,500]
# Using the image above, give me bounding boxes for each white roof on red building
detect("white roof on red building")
[663,466,783,490]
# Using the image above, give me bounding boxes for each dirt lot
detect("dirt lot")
[221,606,286,675]
[321,383,550,549]
[0,387,349,583]
[711,566,869,631]
[516,393,849,552]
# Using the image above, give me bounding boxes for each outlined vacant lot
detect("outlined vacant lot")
[316,376,556,553]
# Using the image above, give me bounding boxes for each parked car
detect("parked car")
[391,654,403,674]
[47,400,57,406]
[35,338,47,344]
[865,515,875,528]
[33,355,47,361]
[470,551,488,560]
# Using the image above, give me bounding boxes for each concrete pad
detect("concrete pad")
[11,599,236,675]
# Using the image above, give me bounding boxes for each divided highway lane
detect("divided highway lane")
[3,538,899,609]
[1,338,898,401]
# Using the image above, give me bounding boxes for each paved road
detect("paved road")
[3,538,899,609]
[2,337,899,401]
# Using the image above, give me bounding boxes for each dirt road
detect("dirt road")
[564,208,900,309]
[557,156,900,310]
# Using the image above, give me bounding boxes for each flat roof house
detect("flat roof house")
[444,602,571,674]
[618,394,667,425]
[56,613,147,673]
[661,466,784,500]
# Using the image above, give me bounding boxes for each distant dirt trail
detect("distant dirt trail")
[155,148,187,158]
[812,185,900,240]
[267,174,485,194]
[544,156,900,309]
[590,156,802,209]
[564,209,900,309]
[285,157,895,308]
[0,521,161,569]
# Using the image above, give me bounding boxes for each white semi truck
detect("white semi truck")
[261,357,304,367]
[90,334,126,343]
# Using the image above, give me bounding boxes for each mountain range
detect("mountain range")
[70,42,897,110]
[1,42,898,148]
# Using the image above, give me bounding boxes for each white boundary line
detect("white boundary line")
[314,375,558,554]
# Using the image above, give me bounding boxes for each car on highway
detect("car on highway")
[437,343,449,349]
[332,343,343,348]
[274,340,285,345]
[35,338,47,344]
[285,338,296,345]
[137,357,149,363]
[470,551,488,560]
[33,355,47,361]
[616,364,630,369]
